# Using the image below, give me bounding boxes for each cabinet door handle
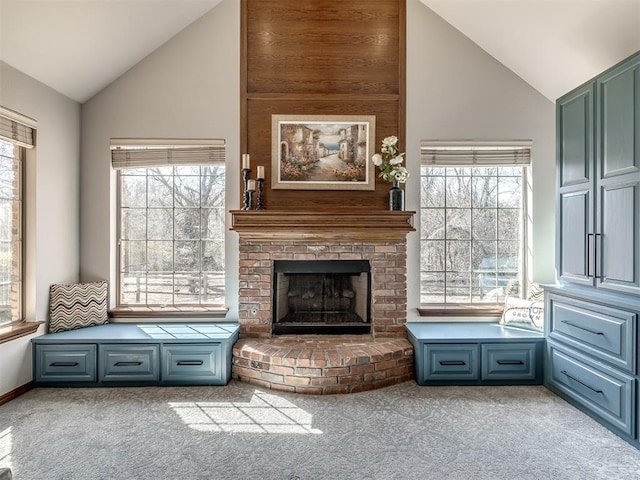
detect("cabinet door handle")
[586,233,594,278]
[560,319,604,335]
[439,360,466,366]
[560,370,603,394]
[594,233,602,279]
[177,360,204,366]
[497,360,524,365]
[114,361,143,367]
[50,362,79,367]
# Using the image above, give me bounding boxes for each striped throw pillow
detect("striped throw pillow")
[527,283,544,302]
[49,281,109,333]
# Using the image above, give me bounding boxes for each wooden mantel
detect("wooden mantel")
[230,210,415,242]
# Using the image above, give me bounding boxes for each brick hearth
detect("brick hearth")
[232,335,414,394]
[230,210,415,394]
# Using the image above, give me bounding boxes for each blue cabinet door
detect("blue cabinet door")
[161,344,223,385]
[481,343,538,381]
[557,82,596,287]
[547,342,635,437]
[35,344,97,383]
[99,344,159,383]
[547,293,636,373]
[423,344,480,382]
[596,53,640,296]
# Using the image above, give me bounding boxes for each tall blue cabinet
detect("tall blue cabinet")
[547,51,640,447]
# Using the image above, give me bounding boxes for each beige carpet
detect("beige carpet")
[1,381,639,479]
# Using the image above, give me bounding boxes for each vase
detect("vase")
[389,181,404,211]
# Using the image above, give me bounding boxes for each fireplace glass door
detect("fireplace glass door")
[272,260,371,335]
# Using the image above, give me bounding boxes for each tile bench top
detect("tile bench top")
[406,322,544,342]
[32,323,240,343]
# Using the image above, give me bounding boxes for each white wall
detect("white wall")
[80,0,556,322]
[80,1,240,315]
[405,1,556,319]
[0,62,80,396]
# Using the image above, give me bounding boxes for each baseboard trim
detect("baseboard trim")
[0,381,34,406]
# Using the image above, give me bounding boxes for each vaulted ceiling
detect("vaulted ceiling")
[0,0,639,103]
[0,0,222,102]
[422,0,640,101]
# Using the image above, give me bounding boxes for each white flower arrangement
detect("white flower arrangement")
[371,135,409,184]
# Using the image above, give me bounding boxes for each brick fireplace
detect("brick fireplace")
[229,210,416,394]
[233,210,414,338]
[239,239,409,337]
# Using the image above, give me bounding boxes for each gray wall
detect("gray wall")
[80,1,240,315]
[0,61,80,395]
[80,0,556,319]
[406,1,556,318]
[0,0,558,396]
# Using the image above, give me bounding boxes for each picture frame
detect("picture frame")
[271,114,376,190]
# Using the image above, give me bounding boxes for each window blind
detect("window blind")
[111,138,226,169]
[0,106,36,148]
[421,140,532,166]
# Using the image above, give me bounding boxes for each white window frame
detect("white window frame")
[419,141,532,309]
[0,106,36,326]
[0,141,22,325]
[111,139,226,310]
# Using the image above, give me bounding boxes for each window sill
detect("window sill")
[418,305,504,318]
[0,321,44,345]
[109,305,229,320]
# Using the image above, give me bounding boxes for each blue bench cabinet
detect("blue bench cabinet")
[406,323,544,386]
[32,323,240,387]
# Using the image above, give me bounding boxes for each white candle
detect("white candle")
[257,165,265,179]
[242,154,250,170]
[247,179,256,191]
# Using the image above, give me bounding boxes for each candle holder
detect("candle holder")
[242,168,252,210]
[243,189,254,210]
[256,178,265,210]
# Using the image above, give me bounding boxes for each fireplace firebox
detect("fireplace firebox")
[272,260,371,335]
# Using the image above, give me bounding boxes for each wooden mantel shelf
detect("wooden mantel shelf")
[230,210,416,242]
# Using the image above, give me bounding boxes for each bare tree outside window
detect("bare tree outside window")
[0,140,22,324]
[118,165,225,306]
[420,166,524,304]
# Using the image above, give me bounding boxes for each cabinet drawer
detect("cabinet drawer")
[423,344,479,381]
[481,343,538,381]
[99,345,159,383]
[547,294,635,372]
[35,344,96,383]
[547,343,635,436]
[162,344,222,384]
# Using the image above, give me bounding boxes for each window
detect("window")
[0,107,35,326]
[112,139,226,308]
[0,141,22,325]
[420,141,531,306]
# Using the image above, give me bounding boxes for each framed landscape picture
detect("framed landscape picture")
[271,114,376,190]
